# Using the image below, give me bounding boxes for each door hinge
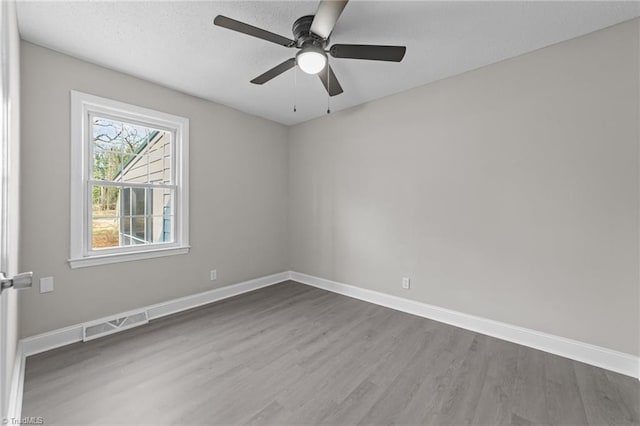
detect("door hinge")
[0,271,33,293]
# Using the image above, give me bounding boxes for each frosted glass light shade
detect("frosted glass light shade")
[297,48,327,74]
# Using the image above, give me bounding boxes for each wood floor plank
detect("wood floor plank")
[429,334,493,425]
[244,401,286,426]
[317,379,380,426]
[470,339,519,425]
[605,369,640,424]
[575,362,636,426]
[543,352,588,425]
[355,327,436,425]
[511,346,551,425]
[391,330,464,425]
[21,281,639,426]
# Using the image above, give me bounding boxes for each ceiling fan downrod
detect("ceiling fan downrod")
[293,65,297,113]
[326,63,331,115]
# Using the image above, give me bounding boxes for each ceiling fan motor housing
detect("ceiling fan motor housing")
[293,15,327,49]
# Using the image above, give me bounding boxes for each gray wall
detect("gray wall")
[20,41,289,337]
[288,19,640,356]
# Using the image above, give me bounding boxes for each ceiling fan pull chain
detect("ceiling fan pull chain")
[326,65,331,114]
[293,65,297,112]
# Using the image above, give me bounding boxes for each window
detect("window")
[69,91,189,268]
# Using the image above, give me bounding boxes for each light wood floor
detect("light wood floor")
[22,281,638,425]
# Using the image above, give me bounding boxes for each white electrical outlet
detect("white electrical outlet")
[40,276,54,293]
[210,270,217,281]
[402,277,410,290]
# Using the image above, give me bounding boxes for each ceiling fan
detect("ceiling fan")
[213,0,406,97]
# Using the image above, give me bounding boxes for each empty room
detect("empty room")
[0,0,638,425]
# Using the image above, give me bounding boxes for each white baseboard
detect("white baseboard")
[146,271,288,321]
[290,271,639,379]
[7,342,25,422]
[21,271,290,357]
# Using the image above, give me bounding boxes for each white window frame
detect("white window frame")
[69,90,189,268]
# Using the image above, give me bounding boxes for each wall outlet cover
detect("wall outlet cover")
[402,277,410,289]
[40,276,54,293]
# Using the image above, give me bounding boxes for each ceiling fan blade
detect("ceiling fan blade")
[310,0,349,39]
[250,58,296,85]
[318,65,344,96]
[330,44,406,62]
[214,15,295,47]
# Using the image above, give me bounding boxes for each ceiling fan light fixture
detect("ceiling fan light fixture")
[296,47,327,75]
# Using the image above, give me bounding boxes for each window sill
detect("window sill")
[68,246,190,269]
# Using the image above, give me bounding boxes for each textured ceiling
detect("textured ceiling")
[16,1,640,125]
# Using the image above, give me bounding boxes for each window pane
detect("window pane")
[92,150,124,182]
[92,216,120,249]
[120,215,136,247]
[92,185,121,217]
[118,153,141,183]
[131,188,146,216]
[121,188,130,216]
[91,117,172,185]
[150,188,173,216]
[121,154,149,184]
[92,185,120,250]
[148,155,170,184]
[118,187,150,245]
[132,217,146,242]
[148,189,174,243]
[163,156,172,184]
[152,215,173,243]
[122,216,131,235]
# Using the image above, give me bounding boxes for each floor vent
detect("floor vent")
[83,310,149,342]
